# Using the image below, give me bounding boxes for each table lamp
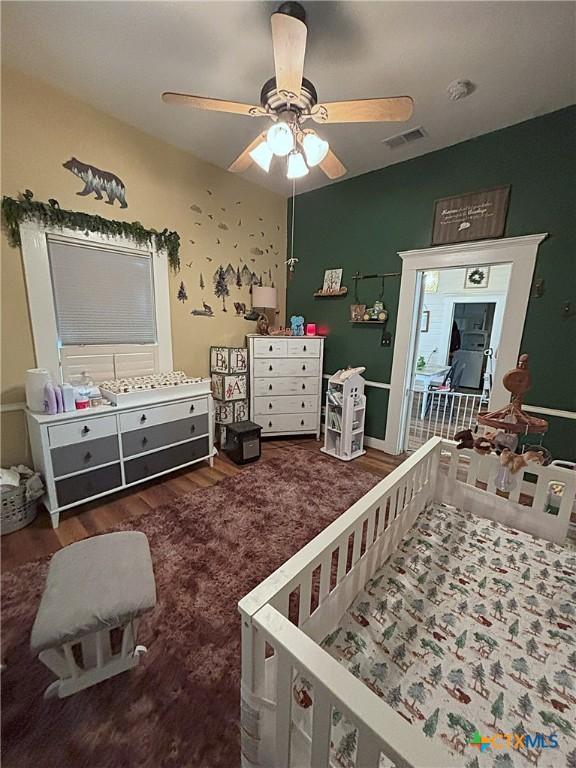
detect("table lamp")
[251,285,277,334]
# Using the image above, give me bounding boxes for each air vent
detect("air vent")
[382,126,427,149]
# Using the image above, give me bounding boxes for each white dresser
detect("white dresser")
[247,335,324,438]
[27,383,214,528]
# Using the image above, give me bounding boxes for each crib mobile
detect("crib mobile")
[453,354,551,492]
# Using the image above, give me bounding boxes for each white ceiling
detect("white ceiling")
[2,1,575,196]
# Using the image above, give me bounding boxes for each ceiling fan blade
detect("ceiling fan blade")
[271,12,307,100]
[311,96,414,124]
[319,149,347,180]
[162,92,262,117]
[228,133,268,173]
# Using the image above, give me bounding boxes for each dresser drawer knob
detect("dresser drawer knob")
[268,365,273,371]
[268,384,273,391]
[302,383,306,390]
[303,345,307,352]
[140,414,147,423]
[302,364,306,371]
[81,425,90,435]
[301,419,305,426]
[189,403,195,413]
[269,403,273,409]
[301,402,305,408]
[142,437,148,446]
[84,451,92,461]
[268,421,272,428]
[269,344,273,352]
[190,424,196,433]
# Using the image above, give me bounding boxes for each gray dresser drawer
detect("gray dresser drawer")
[122,414,209,458]
[124,437,209,484]
[56,464,122,508]
[51,435,119,478]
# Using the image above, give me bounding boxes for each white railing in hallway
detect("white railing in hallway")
[407,389,486,451]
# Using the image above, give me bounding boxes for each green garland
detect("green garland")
[1,191,181,272]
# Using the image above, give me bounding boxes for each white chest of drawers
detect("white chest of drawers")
[27,383,214,528]
[247,335,324,438]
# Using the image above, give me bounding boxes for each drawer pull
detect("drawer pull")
[268,421,272,428]
[301,402,305,408]
[140,414,147,423]
[269,344,273,352]
[189,404,195,413]
[268,384,273,391]
[302,383,306,390]
[142,437,148,446]
[303,345,307,352]
[268,365,273,371]
[302,364,306,371]
[84,451,92,462]
[190,424,196,433]
[269,403,273,409]
[301,419,305,426]
[81,426,90,435]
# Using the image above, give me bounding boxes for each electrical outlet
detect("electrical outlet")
[381,331,392,347]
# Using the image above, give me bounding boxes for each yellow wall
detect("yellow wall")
[1,68,286,465]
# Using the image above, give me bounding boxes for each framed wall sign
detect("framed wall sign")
[431,186,511,245]
[464,266,490,289]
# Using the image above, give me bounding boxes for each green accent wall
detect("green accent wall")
[287,107,576,460]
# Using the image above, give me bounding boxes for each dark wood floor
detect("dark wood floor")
[1,438,405,574]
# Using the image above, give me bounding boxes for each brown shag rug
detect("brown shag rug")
[1,446,380,768]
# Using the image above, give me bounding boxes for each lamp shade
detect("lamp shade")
[249,141,273,172]
[252,285,277,309]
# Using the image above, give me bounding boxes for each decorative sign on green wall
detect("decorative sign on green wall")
[431,185,510,245]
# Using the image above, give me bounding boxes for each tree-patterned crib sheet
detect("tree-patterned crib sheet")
[292,503,576,768]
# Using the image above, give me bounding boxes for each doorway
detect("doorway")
[406,264,511,451]
[384,234,547,455]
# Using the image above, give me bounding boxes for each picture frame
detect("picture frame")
[322,268,343,294]
[420,310,430,332]
[431,186,511,245]
[350,304,366,322]
[464,266,491,289]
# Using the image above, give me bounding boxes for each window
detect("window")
[20,224,173,384]
[48,238,157,346]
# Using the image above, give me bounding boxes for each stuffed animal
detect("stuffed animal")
[487,430,519,455]
[290,315,305,336]
[454,429,475,450]
[473,436,493,456]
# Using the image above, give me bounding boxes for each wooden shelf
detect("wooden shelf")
[350,320,386,325]
[314,288,348,297]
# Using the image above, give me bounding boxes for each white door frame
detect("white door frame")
[384,234,547,455]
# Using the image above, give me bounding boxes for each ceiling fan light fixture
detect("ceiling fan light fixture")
[287,151,309,179]
[267,122,295,156]
[249,140,274,172]
[302,132,329,166]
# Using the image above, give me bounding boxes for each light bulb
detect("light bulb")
[267,122,294,157]
[302,132,329,166]
[287,151,309,179]
[249,140,273,172]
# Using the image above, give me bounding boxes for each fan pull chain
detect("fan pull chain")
[286,178,299,277]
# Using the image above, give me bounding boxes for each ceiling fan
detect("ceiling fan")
[162,1,413,181]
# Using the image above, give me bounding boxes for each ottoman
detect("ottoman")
[31,531,156,699]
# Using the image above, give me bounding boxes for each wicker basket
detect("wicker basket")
[1,474,43,536]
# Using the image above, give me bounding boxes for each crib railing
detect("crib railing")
[239,437,454,768]
[239,437,576,768]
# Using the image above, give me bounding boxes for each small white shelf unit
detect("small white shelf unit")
[321,369,366,461]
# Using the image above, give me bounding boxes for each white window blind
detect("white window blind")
[47,239,157,345]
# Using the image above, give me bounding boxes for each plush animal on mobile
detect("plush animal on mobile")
[63,157,128,208]
[290,315,305,336]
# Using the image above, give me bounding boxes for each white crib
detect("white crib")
[238,437,576,768]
